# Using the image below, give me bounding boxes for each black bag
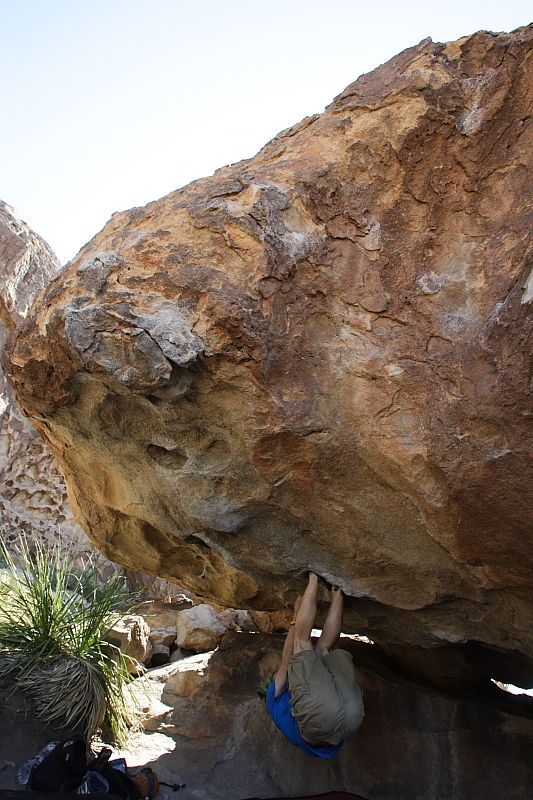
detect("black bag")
[26,738,162,799]
[27,736,88,792]
[70,747,140,800]
[84,756,158,800]
[100,763,140,800]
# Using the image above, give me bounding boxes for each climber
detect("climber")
[265,572,364,758]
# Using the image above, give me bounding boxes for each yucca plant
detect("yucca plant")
[0,537,141,743]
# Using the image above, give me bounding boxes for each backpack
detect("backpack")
[25,737,161,799]
[26,736,88,793]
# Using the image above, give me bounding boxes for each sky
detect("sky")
[1,1,531,264]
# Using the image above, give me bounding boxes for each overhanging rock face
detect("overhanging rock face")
[5,29,533,673]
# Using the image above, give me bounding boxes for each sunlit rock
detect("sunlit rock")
[3,28,533,683]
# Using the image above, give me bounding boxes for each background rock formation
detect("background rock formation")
[4,29,533,684]
[0,200,93,559]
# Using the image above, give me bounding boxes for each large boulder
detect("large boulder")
[3,29,533,682]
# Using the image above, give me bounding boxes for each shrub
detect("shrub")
[0,538,140,742]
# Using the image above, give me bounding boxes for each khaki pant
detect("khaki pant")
[287,648,364,746]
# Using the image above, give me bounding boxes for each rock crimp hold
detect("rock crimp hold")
[4,28,533,682]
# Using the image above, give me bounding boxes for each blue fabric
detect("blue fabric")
[265,681,343,759]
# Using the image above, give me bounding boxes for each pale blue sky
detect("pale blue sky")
[1,1,531,263]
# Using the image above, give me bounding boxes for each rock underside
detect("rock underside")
[3,27,533,692]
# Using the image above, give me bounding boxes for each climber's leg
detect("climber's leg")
[316,586,343,655]
[273,595,301,696]
[293,572,319,653]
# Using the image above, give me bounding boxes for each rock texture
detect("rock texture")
[4,30,533,679]
[0,201,191,598]
[118,633,533,800]
[0,201,95,560]
[0,201,61,328]
[176,603,230,652]
[107,614,153,671]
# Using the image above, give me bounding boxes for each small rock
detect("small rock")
[107,614,152,672]
[163,652,213,697]
[218,608,256,632]
[169,647,184,663]
[136,598,192,630]
[249,609,293,634]
[151,644,171,667]
[176,604,226,652]
[149,627,177,648]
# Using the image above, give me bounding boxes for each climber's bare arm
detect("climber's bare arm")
[273,595,301,697]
